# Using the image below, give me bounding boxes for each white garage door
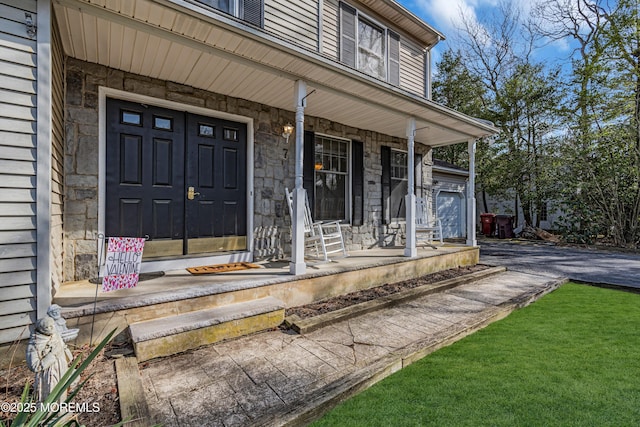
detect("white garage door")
[437,191,464,239]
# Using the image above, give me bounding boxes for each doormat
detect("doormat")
[187,262,261,275]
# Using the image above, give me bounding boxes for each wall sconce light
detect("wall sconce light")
[282,123,294,144]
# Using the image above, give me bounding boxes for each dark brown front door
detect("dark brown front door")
[105,98,247,258]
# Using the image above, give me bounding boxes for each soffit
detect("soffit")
[54,0,495,147]
[356,0,444,47]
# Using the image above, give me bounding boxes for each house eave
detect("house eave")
[433,165,470,177]
[54,0,497,146]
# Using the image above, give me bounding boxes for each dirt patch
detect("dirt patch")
[1,341,123,427]
[286,264,491,319]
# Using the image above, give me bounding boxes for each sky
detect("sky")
[397,0,575,71]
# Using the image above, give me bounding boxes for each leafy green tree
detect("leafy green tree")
[537,0,640,246]
[454,1,563,227]
[432,49,486,167]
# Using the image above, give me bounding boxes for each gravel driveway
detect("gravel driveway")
[479,239,640,289]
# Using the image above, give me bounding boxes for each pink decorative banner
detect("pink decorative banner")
[101,237,145,292]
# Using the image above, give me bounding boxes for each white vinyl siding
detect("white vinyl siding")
[321,0,339,58]
[51,14,65,294]
[0,0,38,344]
[400,38,425,96]
[265,0,318,51]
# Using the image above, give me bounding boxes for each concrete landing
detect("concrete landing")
[130,270,565,426]
[130,297,285,362]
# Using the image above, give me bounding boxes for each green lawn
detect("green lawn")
[313,283,640,426]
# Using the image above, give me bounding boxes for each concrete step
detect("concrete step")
[129,296,285,362]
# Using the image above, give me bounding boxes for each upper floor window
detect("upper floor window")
[340,2,400,85]
[194,0,263,27]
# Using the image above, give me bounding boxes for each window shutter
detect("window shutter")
[351,140,364,226]
[381,146,391,224]
[303,131,316,211]
[242,0,263,27]
[389,31,400,86]
[415,153,423,196]
[340,2,356,68]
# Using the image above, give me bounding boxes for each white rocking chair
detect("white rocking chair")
[415,196,443,248]
[285,187,348,261]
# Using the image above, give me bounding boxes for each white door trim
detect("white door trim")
[98,87,255,272]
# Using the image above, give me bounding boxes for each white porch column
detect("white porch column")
[466,139,477,246]
[290,80,307,275]
[404,117,417,257]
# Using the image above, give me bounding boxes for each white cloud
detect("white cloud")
[412,0,494,35]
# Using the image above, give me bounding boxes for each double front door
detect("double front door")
[105,98,247,258]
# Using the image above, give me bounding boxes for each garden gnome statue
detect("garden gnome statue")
[26,316,74,403]
[46,304,79,342]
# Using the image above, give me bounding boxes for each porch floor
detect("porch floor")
[55,245,479,347]
[55,245,473,312]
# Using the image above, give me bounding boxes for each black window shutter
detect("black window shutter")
[351,140,364,226]
[242,0,263,27]
[389,31,400,86]
[340,2,356,68]
[381,146,391,224]
[303,131,316,212]
[415,153,423,197]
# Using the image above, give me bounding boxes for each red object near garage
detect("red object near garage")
[480,213,496,237]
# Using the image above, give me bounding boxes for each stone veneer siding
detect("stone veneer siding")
[63,58,433,281]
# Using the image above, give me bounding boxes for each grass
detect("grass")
[313,283,640,426]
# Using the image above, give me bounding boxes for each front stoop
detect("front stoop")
[129,296,285,362]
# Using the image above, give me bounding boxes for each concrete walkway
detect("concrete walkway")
[136,270,564,426]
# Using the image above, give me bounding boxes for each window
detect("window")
[121,110,142,126]
[198,124,215,137]
[381,146,422,224]
[313,135,349,221]
[390,150,408,221]
[358,18,386,80]
[540,202,548,222]
[223,128,239,141]
[153,116,173,131]
[340,2,400,84]
[193,0,263,27]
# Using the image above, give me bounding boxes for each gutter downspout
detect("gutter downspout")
[424,35,441,100]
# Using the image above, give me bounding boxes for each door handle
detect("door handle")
[187,186,200,200]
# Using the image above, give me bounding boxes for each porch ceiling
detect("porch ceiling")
[54,0,496,147]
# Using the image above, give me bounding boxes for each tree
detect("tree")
[432,49,486,167]
[537,0,640,246]
[453,1,563,226]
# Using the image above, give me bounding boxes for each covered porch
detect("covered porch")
[50,0,497,287]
